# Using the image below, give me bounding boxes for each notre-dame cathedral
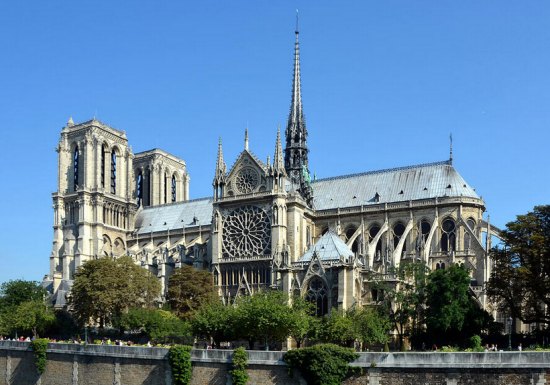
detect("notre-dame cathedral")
[46,28,497,316]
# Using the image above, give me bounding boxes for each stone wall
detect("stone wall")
[1,341,549,385]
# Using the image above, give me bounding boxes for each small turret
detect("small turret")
[213,138,227,200]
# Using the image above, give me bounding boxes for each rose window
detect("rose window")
[222,206,271,258]
[235,167,259,194]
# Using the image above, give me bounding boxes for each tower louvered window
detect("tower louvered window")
[171,175,176,202]
[136,172,143,207]
[101,145,106,188]
[110,151,116,194]
[73,146,79,191]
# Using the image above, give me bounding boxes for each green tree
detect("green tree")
[234,290,293,349]
[167,265,216,320]
[425,264,491,346]
[316,310,357,347]
[69,256,160,328]
[287,296,316,348]
[487,205,550,325]
[120,307,190,343]
[0,280,46,308]
[191,300,236,347]
[14,300,55,338]
[0,280,50,337]
[350,307,391,349]
[385,262,428,350]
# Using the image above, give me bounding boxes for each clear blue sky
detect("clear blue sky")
[0,1,549,284]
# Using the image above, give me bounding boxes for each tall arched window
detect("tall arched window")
[441,218,456,253]
[171,175,176,202]
[393,222,406,252]
[136,171,143,207]
[369,224,383,259]
[163,172,168,203]
[306,277,328,316]
[464,218,476,251]
[345,226,358,253]
[73,146,79,191]
[110,150,117,194]
[101,144,106,188]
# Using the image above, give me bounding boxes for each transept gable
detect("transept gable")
[225,150,269,196]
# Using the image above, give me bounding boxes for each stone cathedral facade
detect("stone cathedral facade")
[46,29,497,315]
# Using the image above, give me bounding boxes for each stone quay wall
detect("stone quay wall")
[1,341,549,385]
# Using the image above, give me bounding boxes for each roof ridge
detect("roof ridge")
[140,197,213,211]
[312,160,452,183]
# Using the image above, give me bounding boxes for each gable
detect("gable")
[225,150,268,196]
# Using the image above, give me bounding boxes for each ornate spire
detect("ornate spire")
[213,137,227,185]
[273,126,286,176]
[244,127,249,151]
[284,19,313,206]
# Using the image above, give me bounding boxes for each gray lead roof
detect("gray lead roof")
[135,198,213,235]
[311,160,480,210]
[135,160,481,234]
[299,231,354,262]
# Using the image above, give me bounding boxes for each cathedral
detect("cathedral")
[46,28,497,316]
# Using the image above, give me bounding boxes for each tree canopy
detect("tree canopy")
[0,280,46,308]
[167,264,216,320]
[487,205,550,325]
[69,256,160,328]
[425,264,492,346]
[0,280,52,337]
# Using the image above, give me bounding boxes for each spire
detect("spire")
[213,137,227,185]
[273,126,286,175]
[244,127,249,151]
[284,16,313,206]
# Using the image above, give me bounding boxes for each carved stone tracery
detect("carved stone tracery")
[222,205,271,259]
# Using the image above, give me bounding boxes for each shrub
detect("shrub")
[168,345,192,385]
[30,338,49,374]
[231,347,249,385]
[284,343,359,385]
[469,335,483,352]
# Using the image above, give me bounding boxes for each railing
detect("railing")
[2,343,548,369]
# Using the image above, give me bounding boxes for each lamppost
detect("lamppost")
[508,316,513,351]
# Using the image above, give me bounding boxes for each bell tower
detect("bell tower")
[50,118,137,306]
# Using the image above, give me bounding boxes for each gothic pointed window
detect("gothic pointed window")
[171,175,176,202]
[101,144,106,188]
[73,146,79,191]
[306,277,328,316]
[369,224,383,259]
[345,226,359,253]
[110,151,117,194]
[441,218,456,253]
[464,218,476,251]
[163,172,168,203]
[136,171,143,207]
[393,222,406,253]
